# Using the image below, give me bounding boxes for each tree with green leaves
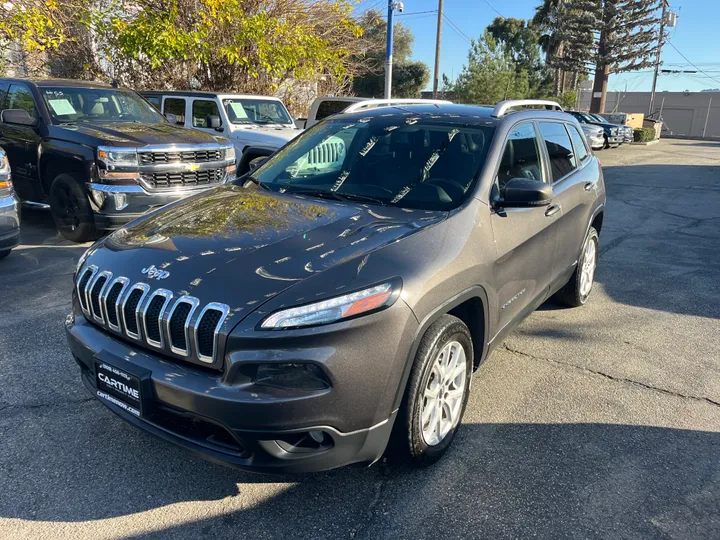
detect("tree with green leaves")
[351,9,429,98]
[486,16,553,99]
[445,31,531,105]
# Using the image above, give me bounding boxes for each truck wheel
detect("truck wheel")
[603,134,610,149]
[554,227,599,307]
[387,314,473,467]
[49,174,99,243]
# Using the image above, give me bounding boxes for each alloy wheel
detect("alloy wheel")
[580,236,597,297]
[420,340,467,446]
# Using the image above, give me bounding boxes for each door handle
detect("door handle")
[545,204,561,217]
[584,182,594,191]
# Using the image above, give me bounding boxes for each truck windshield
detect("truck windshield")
[223,99,292,125]
[41,87,165,124]
[250,115,495,211]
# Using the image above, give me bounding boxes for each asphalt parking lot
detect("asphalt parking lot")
[1,139,719,539]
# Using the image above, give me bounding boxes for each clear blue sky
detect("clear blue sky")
[354,0,720,92]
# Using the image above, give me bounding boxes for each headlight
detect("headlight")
[260,282,396,329]
[224,145,236,162]
[97,146,138,167]
[0,153,11,193]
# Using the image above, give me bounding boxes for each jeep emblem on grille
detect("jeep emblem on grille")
[141,265,170,280]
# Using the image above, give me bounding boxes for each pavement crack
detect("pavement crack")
[502,344,720,409]
[0,396,95,417]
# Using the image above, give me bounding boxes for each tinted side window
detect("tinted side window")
[567,124,589,162]
[316,100,352,121]
[192,99,220,128]
[7,84,38,119]
[538,121,576,182]
[145,96,161,109]
[497,123,544,197]
[163,98,185,124]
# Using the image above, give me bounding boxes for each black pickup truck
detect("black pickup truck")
[0,78,236,242]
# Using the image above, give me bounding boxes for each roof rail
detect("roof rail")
[342,98,452,114]
[492,99,564,118]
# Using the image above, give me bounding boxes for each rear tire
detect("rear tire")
[49,173,100,243]
[387,314,473,467]
[555,227,599,307]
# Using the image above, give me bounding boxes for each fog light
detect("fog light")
[308,431,325,443]
[113,192,128,211]
[254,363,330,391]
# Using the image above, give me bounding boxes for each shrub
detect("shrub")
[634,127,656,142]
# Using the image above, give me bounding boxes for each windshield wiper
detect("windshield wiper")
[281,187,387,206]
[243,176,272,191]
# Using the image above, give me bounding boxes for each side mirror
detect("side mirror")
[2,109,36,126]
[207,114,222,130]
[249,156,268,170]
[165,113,179,124]
[497,178,553,208]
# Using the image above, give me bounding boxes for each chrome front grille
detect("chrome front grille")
[138,149,225,165]
[140,168,226,189]
[76,266,229,365]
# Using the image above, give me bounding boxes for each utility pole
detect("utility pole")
[384,1,401,99]
[432,0,444,98]
[649,0,669,117]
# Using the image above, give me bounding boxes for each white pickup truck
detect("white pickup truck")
[141,91,302,174]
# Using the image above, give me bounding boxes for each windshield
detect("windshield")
[41,87,165,125]
[590,114,609,123]
[250,114,495,211]
[223,99,293,125]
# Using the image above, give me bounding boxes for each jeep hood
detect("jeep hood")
[51,121,222,147]
[85,184,445,323]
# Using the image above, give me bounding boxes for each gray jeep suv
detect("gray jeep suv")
[66,100,606,473]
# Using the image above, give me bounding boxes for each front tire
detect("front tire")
[555,227,599,307]
[388,314,473,467]
[49,173,100,243]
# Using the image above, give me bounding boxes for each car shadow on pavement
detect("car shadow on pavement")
[2,421,719,539]
[592,164,720,320]
[0,208,90,280]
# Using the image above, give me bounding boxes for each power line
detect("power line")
[482,0,503,17]
[442,14,473,44]
[665,41,720,86]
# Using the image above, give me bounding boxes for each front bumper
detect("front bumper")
[586,134,605,149]
[65,299,417,473]
[0,193,21,251]
[87,181,233,230]
[607,135,622,146]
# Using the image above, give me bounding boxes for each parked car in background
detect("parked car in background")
[301,96,366,129]
[301,97,452,129]
[0,148,19,258]
[67,99,605,473]
[0,78,236,242]
[589,113,634,144]
[141,91,300,175]
[580,124,605,150]
[566,111,623,148]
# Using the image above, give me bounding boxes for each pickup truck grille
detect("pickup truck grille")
[138,149,225,165]
[77,265,230,367]
[141,168,226,189]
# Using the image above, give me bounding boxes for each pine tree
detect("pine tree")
[534,0,663,111]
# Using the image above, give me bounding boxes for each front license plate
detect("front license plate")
[95,361,144,417]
